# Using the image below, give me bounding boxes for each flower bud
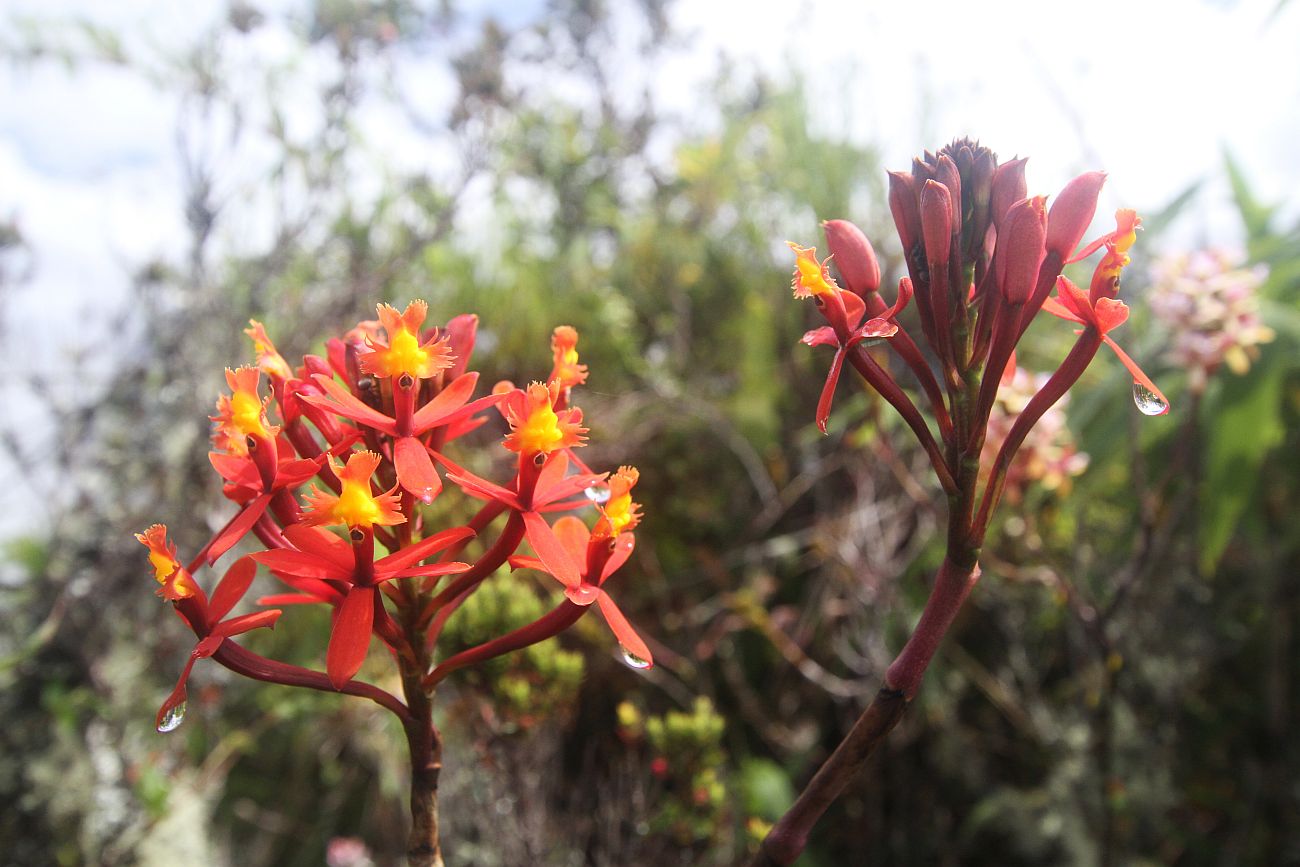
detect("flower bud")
[934,155,963,243]
[990,157,1028,229]
[920,180,953,271]
[888,171,921,258]
[995,196,1047,304]
[1046,171,1106,260]
[822,219,881,295]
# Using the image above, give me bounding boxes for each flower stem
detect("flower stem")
[745,558,980,866]
[745,687,908,867]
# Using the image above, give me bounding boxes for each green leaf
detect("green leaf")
[1199,347,1286,573]
[738,757,796,821]
[1223,148,1276,243]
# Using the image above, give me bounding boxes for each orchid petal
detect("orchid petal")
[304,375,398,436]
[213,609,283,638]
[1101,335,1169,414]
[410,372,479,432]
[595,592,653,669]
[801,326,839,348]
[375,526,475,573]
[394,436,443,503]
[282,524,352,569]
[252,549,352,582]
[327,586,375,689]
[815,347,847,435]
[507,554,547,572]
[383,562,472,581]
[600,533,636,584]
[206,494,272,564]
[256,593,327,606]
[209,556,258,622]
[522,511,582,588]
[841,290,867,331]
[551,515,591,565]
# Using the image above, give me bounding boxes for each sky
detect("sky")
[1,0,1297,535]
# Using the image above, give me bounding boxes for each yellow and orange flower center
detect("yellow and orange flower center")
[212,367,275,452]
[1091,210,1143,298]
[230,390,268,437]
[302,451,405,529]
[550,325,588,388]
[358,301,455,380]
[515,403,566,454]
[136,524,198,600]
[595,466,641,538]
[504,381,587,455]
[244,320,293,380]
[788,242,840,299]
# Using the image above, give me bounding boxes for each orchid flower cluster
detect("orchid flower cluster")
[752,140,1174,867]
[138,303,653,744]
[790,138,1169,572]
[1148,248,1274,394]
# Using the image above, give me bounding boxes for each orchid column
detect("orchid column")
[751,139,1169,866]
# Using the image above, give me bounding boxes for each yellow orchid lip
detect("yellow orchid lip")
[358,301,455,380]
[787,242,841,299]
[503,381,587,455]
[211,367,278,454]
[549,325,588,388]
[301,450,406,530]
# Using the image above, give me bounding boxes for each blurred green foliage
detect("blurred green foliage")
[440,574,585,729]
[1,1,1298,866]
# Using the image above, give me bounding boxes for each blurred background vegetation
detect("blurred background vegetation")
[1,1,1298,865]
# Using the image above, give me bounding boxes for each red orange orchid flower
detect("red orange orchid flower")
[510,514,651,667]
[139,527,282,730]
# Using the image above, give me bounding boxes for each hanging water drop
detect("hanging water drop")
[620,647,652,670]
[419,487,436,505]
[584,482,611,504]
[156,701,187,733]
[1131,382,1169,416]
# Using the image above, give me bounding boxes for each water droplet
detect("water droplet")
[565,584,600,606]
[419,487,436,505]
[584,482,611,504]
[620,647,652,670]
[156,701,186,733]
[1131,382,1169,416]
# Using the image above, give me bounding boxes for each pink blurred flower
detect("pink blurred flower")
[1148,250,1274,394]
[981,367,1089,504]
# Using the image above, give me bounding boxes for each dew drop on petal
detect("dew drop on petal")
[1132,382,1169,416]
[565,584,600,606]
[156,701,187,733]
[620,646,652,670]
[584,482,611,504]
[419,487,436,505]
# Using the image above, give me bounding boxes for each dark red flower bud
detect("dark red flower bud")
[920,180,953,269]
[995,196,1047,304]
[822,219,881,296]
[934,155,963,242]
[990,157,1028,229]
[1046,171,1106,260]
[888,171,921,257]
